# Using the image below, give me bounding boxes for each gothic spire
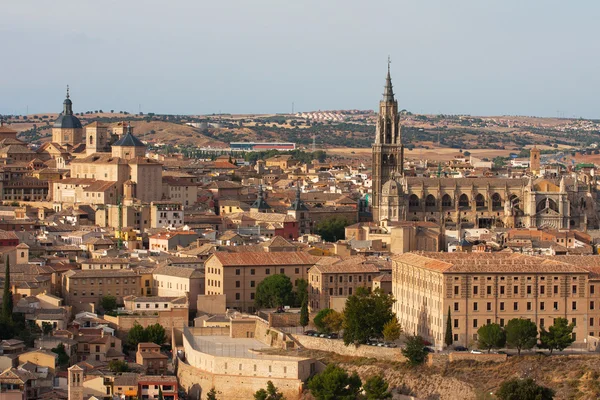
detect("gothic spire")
[383,56,394,102]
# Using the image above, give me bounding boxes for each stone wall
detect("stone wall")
[290,334,406,362]
[188,327,230,337]
[104,308,188,340]
[268,312,301,328]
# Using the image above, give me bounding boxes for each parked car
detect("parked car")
[454,346,468,352]
[384,342,397,348]
[327,333,338,339]
[470,349,483,354]
[424,346,435,353]
[319,333,327,338]
[304,330,316,336]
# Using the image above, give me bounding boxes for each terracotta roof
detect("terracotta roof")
[153,265,203,279]
[310,256,381,274]
[394,252,588,274]
[210,251,320,267]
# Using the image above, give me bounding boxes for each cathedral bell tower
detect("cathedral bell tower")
[372,59,404,222]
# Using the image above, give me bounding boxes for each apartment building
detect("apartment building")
[204,252,323,312]
[62,269,141,313]
[136,343,168,375]
[391,252,597,349]
[150,201,184,229]
[308,257,381,312]
[138,376,178,400]
[149,231,198,252]
[152,265,204,311]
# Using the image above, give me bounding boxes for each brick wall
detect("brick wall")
[268,313,301,328]
[291,334,406,361]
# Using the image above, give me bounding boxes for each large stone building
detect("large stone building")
[370,67,597,230]
[392,252,600,350]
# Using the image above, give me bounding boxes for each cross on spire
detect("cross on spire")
[388,55,391,72]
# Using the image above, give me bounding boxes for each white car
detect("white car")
[470,349,483,354]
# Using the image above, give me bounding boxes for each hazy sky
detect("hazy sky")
[2,0,600,118]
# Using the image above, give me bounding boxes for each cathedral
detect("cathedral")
[371,65,598,230]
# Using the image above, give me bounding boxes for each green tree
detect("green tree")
[100,295,118,312]
[294,279,308,306]
[255,274,293,309]
[382,317,402,342]
[127,322,148,349]
[158,386,164,400]
[253,380,285,400]
[505,318,538,355]
[322,310,344,334]
[401,335,428,366]
[300,298,309,329]
[313,309,334,333]
[308,364,362,400]
[445,307,453,348]
[2,256,12,323]
[41,322,53,336]
[108,360,129,373]
[538,317,575,354]
[51,343,70,367]
[206,388,218,400]
[477,323,506,353]
[146,323,166,345]
[315,216,349,242]
[496,378,555,400]
[363,375,392,400]
[342,288,395,345]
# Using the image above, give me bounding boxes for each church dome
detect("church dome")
[53,87,82,129]
[381,179,402,196]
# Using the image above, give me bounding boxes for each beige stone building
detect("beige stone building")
[152,265,204,311]
[204,252,322,312]
[62,269,141,313]
[150,201,184,228]
[52,88,83,148]
[392,252,600,350]
[136,343,168,375]
[308,257,382,312]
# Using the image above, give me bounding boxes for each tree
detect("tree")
[444,307,453,348]
[505,318,538,355]
[300,298,309,329]
[253,380,285,400]
[127,322,147,349]
[51,343,70,367]
[158,386,164,400]
[308,364,362,400]
[294,278,308,306]
[206,388,218,400]
[322,310,344,334]
[315,216,349,242]
[342,288,395,345]
[496,378,555,400]
[314,309,334,333]
[538,317,575,354]
[477,323,506,353]
[108,360,130,373]
[401,335,428,366]
[2,256,12,323]
[100,295,118,312]
[382,317,402,342]
[41,322,53,336]
[363,375,392,400]
[255,274,293,309]
[146,323,166,346]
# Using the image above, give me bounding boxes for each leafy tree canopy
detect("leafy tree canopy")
[538,317,575,354]
[315,216,349,243]
[100,295,118,312]
[496,378,555,400]
[342,288,395,345]
[401,335,428,366]
[363,375,392,399]
[382,317,402,342]
[255,274,294,309]
[308,364,362,400]
[505,318,538,355]
[253,380,285,400]
[477,323,506,353]
[314,309,334,333]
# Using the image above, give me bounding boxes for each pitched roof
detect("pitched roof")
[210,251,320,267]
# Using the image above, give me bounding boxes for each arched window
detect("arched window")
[510,194,521,210]
[409,194,420,208]
[441,194,452,208]
[459,194,469,208]
[89,135,94,145]
[475,194,485,208]
[425,194,436,207]
[491,193,502,209]
[536,198,559,213]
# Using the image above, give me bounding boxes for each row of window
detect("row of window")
[454,300,581,312]
[73,278,137,285]
[454,284,583,296]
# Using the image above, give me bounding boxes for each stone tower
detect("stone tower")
[68,365,84,400]
[287,180,310,234]
[372,60,404,222]
[52,86,83,147]
[530,145,541,175]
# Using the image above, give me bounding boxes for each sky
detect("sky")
[1,0,600,118]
